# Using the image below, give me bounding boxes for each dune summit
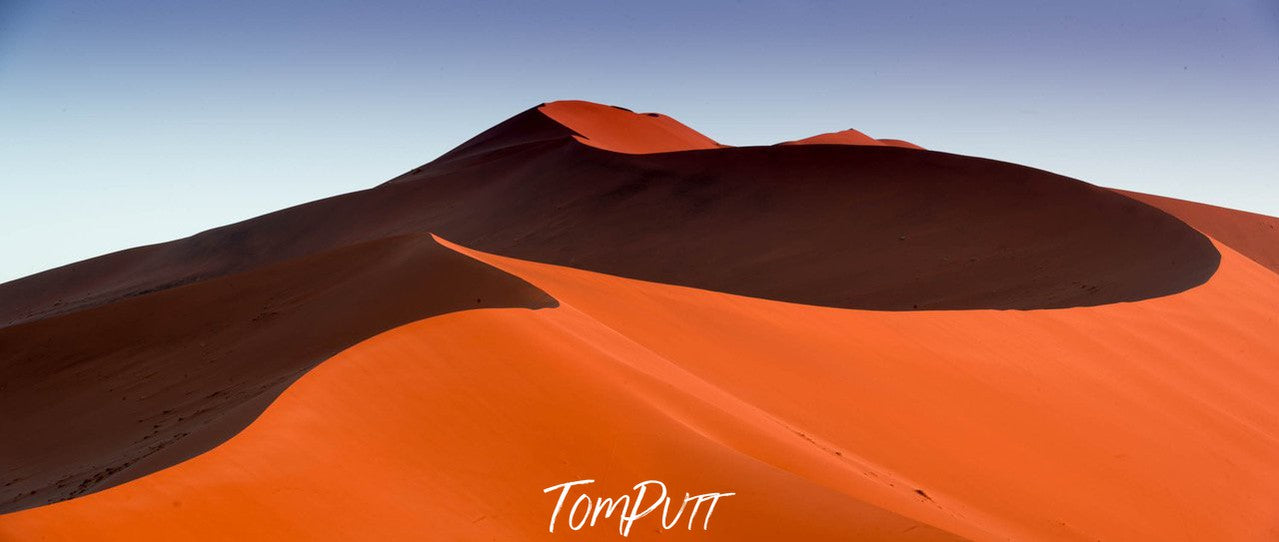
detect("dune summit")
[1,101,1276,541]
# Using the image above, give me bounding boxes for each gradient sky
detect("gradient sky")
[2,0,1277,283]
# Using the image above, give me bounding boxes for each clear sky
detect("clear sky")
[2,1,1277,283]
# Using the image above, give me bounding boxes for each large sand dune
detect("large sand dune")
[1,101,1275,540]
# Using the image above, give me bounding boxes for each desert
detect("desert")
[1,100,1276,541]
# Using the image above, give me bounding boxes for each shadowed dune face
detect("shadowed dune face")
[1116,189,1279,274]
[0,101,1219,326]
[2,102,1221,321]
[388,101,1217,311]
[413,140,1219,310]
[0,100,1226,514]
[0,235,555,513]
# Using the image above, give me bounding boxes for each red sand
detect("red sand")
[783,129,885,146]
[781,129,924,149]
[2,101,1276,541]
[877,138,925,149]
[539,100,722,154]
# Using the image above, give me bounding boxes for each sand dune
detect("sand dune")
[1,101,1276,541]
[539,100,723,153]
[2,101,1218,323]
[779,129,922,149]
[876,138,925,150]
[782,128,886,146]
[0,235,553,512]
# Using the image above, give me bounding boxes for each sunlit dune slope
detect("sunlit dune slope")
[877,138,925,149]
[539,100,724,153]
[2,235,1277,541]
[783,128,884,146]
[780,129,923,149]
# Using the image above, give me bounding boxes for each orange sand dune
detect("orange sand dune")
[782,128,885,146]
[427,100,721,163]
[2,100,1277,541]
[877,138,925,149]
[0,236,553,511]
[3,234,1277,541]
[781,129,924,149]
[539,100,723,153]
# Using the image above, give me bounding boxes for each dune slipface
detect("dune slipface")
[1,101,1276,541]
[0,235,556,512]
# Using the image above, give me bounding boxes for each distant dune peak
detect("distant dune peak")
[782,128,882,146]
[537,100,722,154]
[423,100,924,167]
[876,138,925,149]
[420,100,721,166]
[781,129,925,149]
[538,101,927,151]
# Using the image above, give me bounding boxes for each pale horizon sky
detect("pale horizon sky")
[2,1,1277,283]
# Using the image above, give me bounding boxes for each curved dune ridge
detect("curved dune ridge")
[1,100,1275,541]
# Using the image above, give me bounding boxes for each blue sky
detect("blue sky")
[2,1,1276,283]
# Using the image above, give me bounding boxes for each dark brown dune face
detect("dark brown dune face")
[0,235,555,513]
[411,140,1219,310]
[1,105,1221,323]
[1116,189,1279,274]
[0,101,1221,512]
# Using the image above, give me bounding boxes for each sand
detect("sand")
[1116,189,1279,274]
[1,100,1276,541]
[780,129,922,150]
